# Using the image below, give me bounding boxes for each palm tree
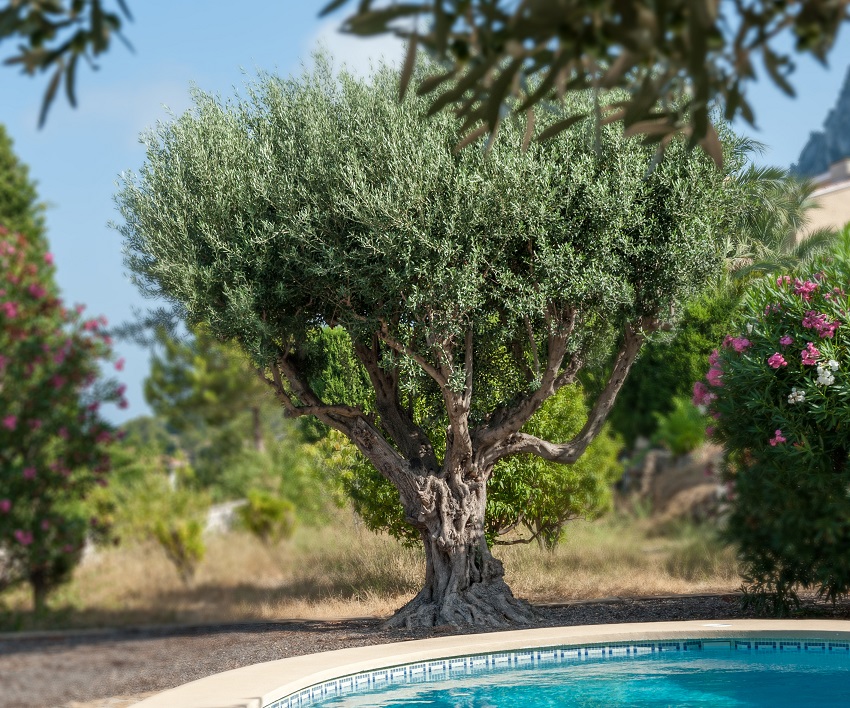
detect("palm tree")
[725,162,837,281]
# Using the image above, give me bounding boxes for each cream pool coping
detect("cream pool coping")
[131,619,850,708]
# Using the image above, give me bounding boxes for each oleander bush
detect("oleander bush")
[695,226,850,613]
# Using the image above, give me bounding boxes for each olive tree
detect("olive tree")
[116,57,738,628]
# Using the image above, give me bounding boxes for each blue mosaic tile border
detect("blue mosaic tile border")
[265,638,850,708]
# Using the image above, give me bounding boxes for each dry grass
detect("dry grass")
[0,511,740,631]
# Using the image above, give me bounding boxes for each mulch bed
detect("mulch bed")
[2,594,849,708]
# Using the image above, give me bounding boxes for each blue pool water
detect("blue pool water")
[309,649,850,707]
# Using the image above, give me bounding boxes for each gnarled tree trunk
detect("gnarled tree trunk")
[386,467,536,628]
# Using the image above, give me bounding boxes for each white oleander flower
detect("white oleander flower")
[787,387,806,404]
[746,323,754,334]
[816,368,836,386]
[828,359,840,371]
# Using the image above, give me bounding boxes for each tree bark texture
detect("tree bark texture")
[385,467,536,628]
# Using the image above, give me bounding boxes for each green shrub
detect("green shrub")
[653,396,708,456]
[153,517,205,586]
[699,226,850,613]
[237,490,297,546]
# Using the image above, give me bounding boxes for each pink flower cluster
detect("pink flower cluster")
[801,310,840,339]
[769,429,787,446]
[779,335,794,346]
[794,278,819,301]
[727,337,751,353]
[13,530,33,546]
[767,353,787,369]
[692,381,717,407]
[801,342,820,366]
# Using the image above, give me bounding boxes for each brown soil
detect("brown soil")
[2,594,849,708]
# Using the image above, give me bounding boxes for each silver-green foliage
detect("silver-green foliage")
[118,55,731,404]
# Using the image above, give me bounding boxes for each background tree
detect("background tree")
[116,57,740,628]
[0,126,46,237]
[326,0,850,162]
[0,127,124,611]
[145,323,272,452]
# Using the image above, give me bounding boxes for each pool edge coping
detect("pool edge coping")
[130,619,850,708]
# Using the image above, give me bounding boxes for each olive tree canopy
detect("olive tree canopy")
[116,56,739,627]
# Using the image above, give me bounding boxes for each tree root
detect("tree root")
[383,580,538,629]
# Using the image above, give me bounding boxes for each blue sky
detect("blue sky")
[1,3,849,425]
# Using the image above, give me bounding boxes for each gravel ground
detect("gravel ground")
[3,594,849,708]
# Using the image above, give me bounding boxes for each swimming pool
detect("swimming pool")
[131,620,850,708]
[280,637,850,707]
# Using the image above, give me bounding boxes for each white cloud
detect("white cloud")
[306,19,406,78]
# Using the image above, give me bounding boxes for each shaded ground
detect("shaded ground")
[3,594,850,708]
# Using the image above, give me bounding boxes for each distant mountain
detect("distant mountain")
[792,65,850,177]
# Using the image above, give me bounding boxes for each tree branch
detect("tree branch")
[474,307,577,451]
[353,336,440,472]
[481,320,647,467]
[377,324,448,389]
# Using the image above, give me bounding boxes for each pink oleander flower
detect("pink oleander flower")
[706,366,723,387]
[87,401,100,412]
[794,278,819,301]
[779,335,794,347]
[705,426,715,437]
[2,415,16,430]
[769,429,787,447]
[74,303,85,314]
[13,530,33,546]
[22,467,36,480]
[27,283,46,299]
[115,358,125,371]
[118,399,129,409]
[777,275,792,287]
[44,252,54,265]
[820,320,840,339]
[708,349,720,366]
[0,499,11,513]
[51,375,66,389]
[96,430,112,444]
[731,337,752,353]
[692,381,717,407]
[1,301,18,318]
[802,342,820,366]
[768,353,787,369]
[13,530,33,545]
[83,319,98,331]
[802,310,826,330]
